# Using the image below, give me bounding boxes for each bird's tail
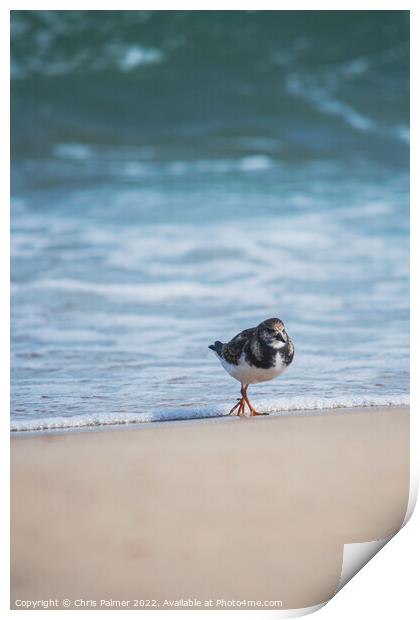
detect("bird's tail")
[208,341,224,356]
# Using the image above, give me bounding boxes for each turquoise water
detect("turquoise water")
[11,11,409,431]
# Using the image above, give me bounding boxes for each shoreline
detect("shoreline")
[11,405,409,609]
[10,403,409,437]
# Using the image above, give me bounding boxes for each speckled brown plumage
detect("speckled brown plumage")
[209,318,295,417]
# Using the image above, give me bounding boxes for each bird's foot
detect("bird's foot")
[228,398,246,416]
[249,408,269,417]
[239,385,269,417]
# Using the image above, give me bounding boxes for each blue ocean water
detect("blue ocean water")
[11,11,409,431]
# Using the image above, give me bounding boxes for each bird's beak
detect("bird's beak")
[276,332,287,343]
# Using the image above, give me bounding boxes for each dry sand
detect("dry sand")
[11,406,409,610]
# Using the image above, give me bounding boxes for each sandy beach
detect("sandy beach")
[11,406,409,610]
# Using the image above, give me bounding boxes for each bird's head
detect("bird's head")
[257,318,288,349]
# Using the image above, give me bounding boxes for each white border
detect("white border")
[1,4,10,618]
[3,3,417,619]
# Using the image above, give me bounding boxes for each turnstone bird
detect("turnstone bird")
[209,318,294,417]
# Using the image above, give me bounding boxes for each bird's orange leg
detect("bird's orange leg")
[228,397,246,416]
[241,384,268,416]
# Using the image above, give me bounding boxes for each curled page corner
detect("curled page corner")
[249,601,327,619]
[403,467,418,527]
[337,538,391,592]
[277,602,327,618]
[335,462,416,597]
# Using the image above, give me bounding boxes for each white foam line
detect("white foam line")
[11,396,409,433]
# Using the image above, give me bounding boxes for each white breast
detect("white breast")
[218,351,287,385]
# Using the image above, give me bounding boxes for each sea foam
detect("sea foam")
[11,395,409,433]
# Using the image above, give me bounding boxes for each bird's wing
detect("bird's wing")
[222,328,255,365]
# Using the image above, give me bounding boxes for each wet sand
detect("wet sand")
[11,406,409,610]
